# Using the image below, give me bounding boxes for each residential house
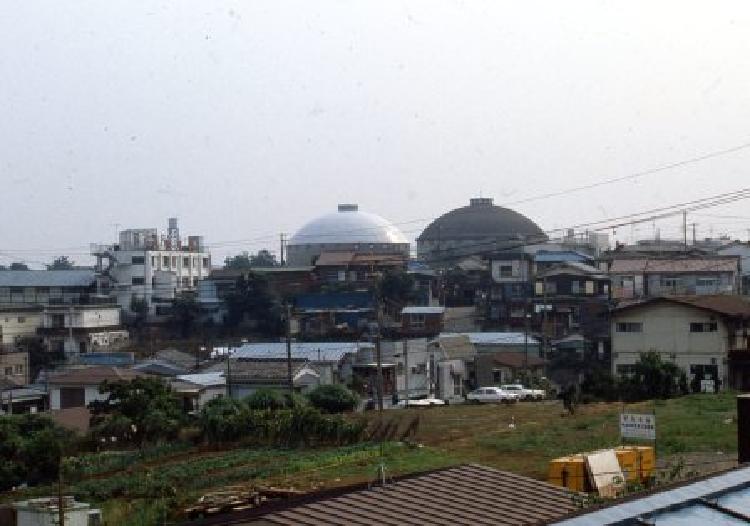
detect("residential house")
[38,304,128,357]
[475,351,546,386]
[205,358,321,399]
[606,256,740,300]
[486,251,534,329]
[92,218,211,319]
[533,262,612,357]
[0,350,29,385]
[0,270,100,307]
[0,306,43,350]
[171,372,226,413]
[0,383,46,414]
[249,464,577,526]
[46,366,147,410]
[313,252,407,285]
[717,241,750,294]
[442,332,541,355]
[294,291,375,337]
[400,306,445,337]
[611,295,750,391]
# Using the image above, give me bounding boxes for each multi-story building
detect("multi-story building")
[0,270,99,307]
[38,305,128,356]
[606,256,740,300]
[0,306,43,350]
[0,350,29,385]
[92,218,211,318]
[610,295,750,391]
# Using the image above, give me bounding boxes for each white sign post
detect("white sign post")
[620,413,656,441]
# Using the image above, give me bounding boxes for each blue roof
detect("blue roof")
[233,341,371,362]
[553,465,750,525]
[0,270,96,287]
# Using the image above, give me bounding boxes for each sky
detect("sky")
[3,1,750,267]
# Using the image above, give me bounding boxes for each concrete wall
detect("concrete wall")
[611,302,730,387]
[0,310,42,345]
[0,351,29,384]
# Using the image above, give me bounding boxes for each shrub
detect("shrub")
[246,388,287,410]
[306,384,359,413]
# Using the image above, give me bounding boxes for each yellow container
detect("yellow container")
[547,455,591,492]
[615,446,655,484]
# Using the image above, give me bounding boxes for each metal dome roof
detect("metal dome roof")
[288,204,409,246]
[418,198,545,242]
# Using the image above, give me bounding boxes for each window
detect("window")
[17,317,25,323]
[181,277,190,287]
[172,256,177,267]
[616,322,643,333]
[131,255,145,265]
[183,257,190,268]
[661,277,681,289]
[499,265,513,278]
[571,281,581,294]
[585,280,595,295]
[163,256,170,267]
[15,364,22,373]
[544,281,557,295]
[410,314,426,329]
[202,257,209,269]
[132,277,145,285]
[535,281,544,295]
[690,322,718,333]
[697,278,719,288]
[151,256,157,266]
[4,367,12,376]
[493,370,501,383]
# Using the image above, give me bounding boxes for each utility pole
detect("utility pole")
[375,301,384,412]
[524,305,530,374]
[403,339,409,405]
[57,460,65,526]
[691,223,697,246]
[683,210,688,251]
[225,346,232,398]
[279,233,286,267]
[286,302,294,396]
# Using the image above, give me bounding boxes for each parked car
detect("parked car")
[396,397,446,408]
[466,387,519,404]
[500,384,545,401]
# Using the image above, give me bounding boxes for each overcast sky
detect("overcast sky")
[3,1,750,267]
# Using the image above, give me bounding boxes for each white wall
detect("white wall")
[612,302,729,386]
[0,311,41,345]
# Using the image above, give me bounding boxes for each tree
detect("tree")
[306,384,359,413]
[377,270,416,307]
[171,294,200,338]
[0,414,73,491]
[17,336,64,381]
[224,250,279,270]
[9,262,29,271]
[224,273,283,334]
[46,256,75,270]
[89,378,183,444]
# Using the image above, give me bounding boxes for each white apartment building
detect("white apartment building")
[40,305,128,356]
[92,218,211,317]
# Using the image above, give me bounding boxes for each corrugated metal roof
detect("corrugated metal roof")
[609,258,739,274]
[441,332,540,345]
[176,372,225,387]
[553,465,750,526]
[252,464,577,525]
[0,270,96,288]
[233,342,367,362]
[401,306,445,315]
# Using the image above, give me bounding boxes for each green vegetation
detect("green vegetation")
[306,384,359,413]
[89,378,184,445]
[0,414,73,491]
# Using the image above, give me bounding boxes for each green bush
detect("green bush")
[245,388,287,410]
[306,384,359,413]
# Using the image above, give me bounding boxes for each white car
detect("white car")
[396,397,446,408]
[466,387,519,404]
[500,384,545,401]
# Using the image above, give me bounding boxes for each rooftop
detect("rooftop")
[609,257,739,274]
[232,341,368,363]
[440,332,540,346]
[614,295,750,318]
[247,464,577,526]
[288,204,409,246]
[204,358,315,382]
[401,306,445,315]
[0,270,95,288]
[47,366,147,386]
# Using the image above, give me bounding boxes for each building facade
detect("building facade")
[92,218,211,318]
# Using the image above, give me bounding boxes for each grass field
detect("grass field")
[2,393,739,525]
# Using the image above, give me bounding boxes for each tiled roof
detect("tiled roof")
[0,270,96,288]
[250,464,577,525]
[205,358,313,382]
[47,366,147,386]
[615,295,750,318]
[609,258,739,274]
[491,351,546,368]
[176,372,226,387]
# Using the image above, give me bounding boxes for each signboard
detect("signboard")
[620,413,656,440]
